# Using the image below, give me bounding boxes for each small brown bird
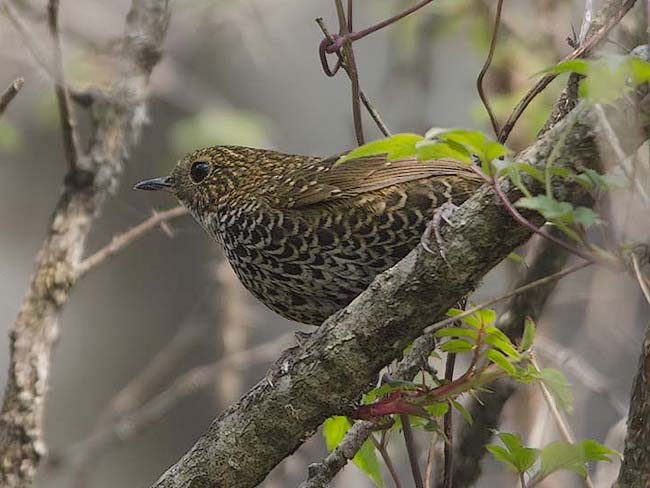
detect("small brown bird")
[134,146,483,325]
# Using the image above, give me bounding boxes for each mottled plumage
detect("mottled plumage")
[135,146,483,325]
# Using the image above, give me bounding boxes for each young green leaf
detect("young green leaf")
[451,399,473,425]
[538,368,573,414]
[487,349,516,375]
[434,327,479,340]
[538,440,617,480]
[335,133,423,165]
[520,318,536,352]
[441,338,474,353]
[487,432,539,474]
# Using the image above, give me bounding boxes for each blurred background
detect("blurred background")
[0,0,647,486]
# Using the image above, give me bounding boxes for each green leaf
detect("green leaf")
[427,402,450,417]
[434,327,478,340]
[423,127,510,170]
[415,139,474,163]
[515,195,575,223]
[520,318,536,352]
[572,206,603,229]
[538,440,617,480]
[336,133,423,165]
[441,338,474,353]
[487,432,539,474]
[451,399,473,424]
[538,59,590,76]
[485,327,521,359]
[538,368,573,414]
[487,349,516,375]
[446,308,479,329]
[323,417,384,487]
[476,308,497,327]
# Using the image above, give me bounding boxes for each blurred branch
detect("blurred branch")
[0,1,170,486]
[47,0,81,170]
[0,77,24,115]
[49,332,293,477]
[499,0,638,143]
[76,206,188,278]
[151,96,648,487]
[300,332,436,488]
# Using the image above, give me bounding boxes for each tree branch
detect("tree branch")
[0,77,24,116]
[0,1,170,486]
[151,95,648,487]
[47,0,81,170]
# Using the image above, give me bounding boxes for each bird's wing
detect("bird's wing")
[275,154,482,209]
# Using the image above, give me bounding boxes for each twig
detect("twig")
[442,352,456,488]
[401,414,425,488]
[76,206,188,278]
[300,332,437,488]
[424,261,592,335]
[578,0,594,44]
[424,433,438,488]
[323,0,434,52]
[369,434,403,488]
[334,0,364,145]
[632,253,650,306]
[0,77,24,115]
[315,17,390,136]
[476,0,504,138]
[531,357,595,488]
[50,332,293,473]
[2,1,54,79]
[47,0,81,170]
[498,0,637,143]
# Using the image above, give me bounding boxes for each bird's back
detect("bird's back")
[205,149,483,324]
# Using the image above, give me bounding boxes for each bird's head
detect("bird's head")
[134,146,258,219]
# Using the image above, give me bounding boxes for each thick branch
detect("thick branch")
[0,1,170,486]
[152,99,646,488]
[617,319,650,487]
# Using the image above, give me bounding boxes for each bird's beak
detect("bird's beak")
[133,176,173,192]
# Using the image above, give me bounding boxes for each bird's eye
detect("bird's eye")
[190,161,210,183]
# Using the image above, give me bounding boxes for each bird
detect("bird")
[134,145,483,325]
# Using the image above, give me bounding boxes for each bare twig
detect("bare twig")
[0,77,24,115]
[498,0,637,143]
[2,1,54,78]
[424,261,592,335]
[369,434,403,488]
[323,0,435,51]
[334,0,364,145]
[442,352,456,488]
[531,357,595,488]
[632,252,650,306]
[315,17,390,136]
[76,206,188,278]
[401,414,425,488]
[476,0,504,138]
[47,0,81,170]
